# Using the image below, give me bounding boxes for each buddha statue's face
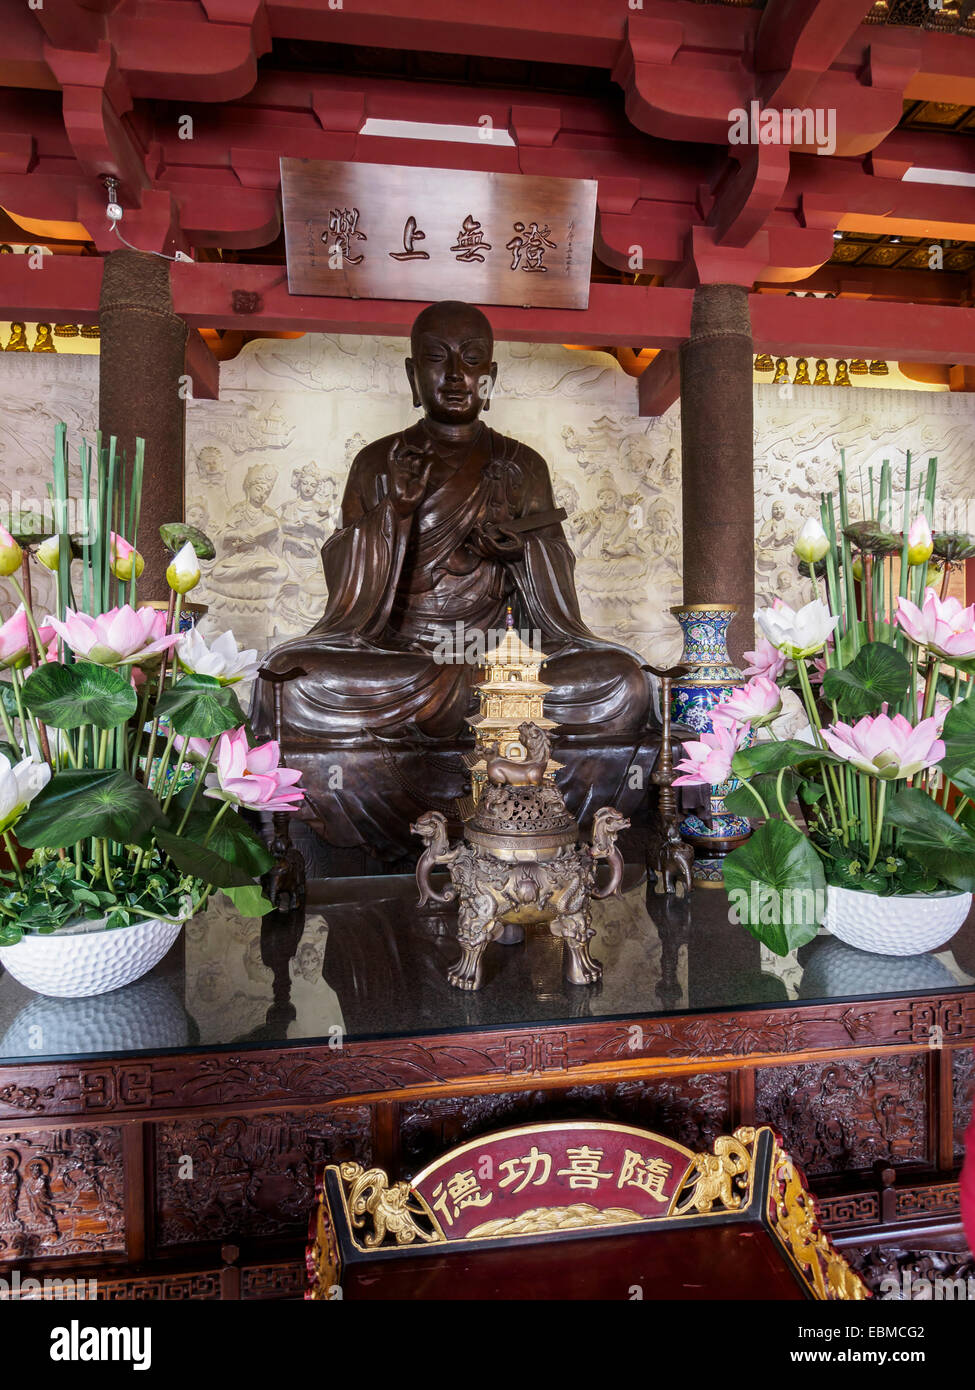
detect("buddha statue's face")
[406,303,498,426]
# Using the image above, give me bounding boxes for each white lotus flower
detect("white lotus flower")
[794,518,829,565]
[0,754,51,834]
[177,627,259,686]
[755,598,839,659]
[166,541,201,595]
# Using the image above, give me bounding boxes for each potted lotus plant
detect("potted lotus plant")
[675,452,975,957]
[0,423,303,998]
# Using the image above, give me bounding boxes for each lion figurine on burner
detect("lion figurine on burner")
[412,722,629,991]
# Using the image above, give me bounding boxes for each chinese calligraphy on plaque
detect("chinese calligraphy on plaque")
[281,158,596,309]
[408,1122,693,1239]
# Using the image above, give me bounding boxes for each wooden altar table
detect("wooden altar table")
[0,871,971,1299]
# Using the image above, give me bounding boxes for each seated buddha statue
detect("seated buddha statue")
[256,301,654,743]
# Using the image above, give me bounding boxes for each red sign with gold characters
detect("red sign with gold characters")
[280,158,597,310]
[408,1122,695,1241]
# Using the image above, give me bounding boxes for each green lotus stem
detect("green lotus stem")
[7,573,46,655]
[172,738,217,827]
[168,595,184,688]
[102,837,113,889]
[129,679,152,774]
[795,658,843,839]
[0,693,17,750]
[921,658,941,721]
[738,780,770,820]
[3,831,24,889]
[151,726,178,800]
[8,667,39,754]
[953,796,971,823]
[866,780,887,872]
[202,798,231,847]
[96,727,109,769]
[774,767,803,834]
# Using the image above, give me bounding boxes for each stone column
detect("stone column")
[678,283,755,667]
[98,249,188,599]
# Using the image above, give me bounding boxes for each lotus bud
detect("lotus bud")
[109,533,144,582]
[852,556,863,582]
[794,518,829,565]
[35,534,62,570]
[166,541,201,595]
[907,515,934,566]
[0,525,23,578]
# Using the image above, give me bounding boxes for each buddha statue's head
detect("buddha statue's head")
[405,300,498,425]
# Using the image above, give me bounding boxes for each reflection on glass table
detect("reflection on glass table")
[0,870,972,1064]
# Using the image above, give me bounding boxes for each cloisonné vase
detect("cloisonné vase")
[669,604,751,884]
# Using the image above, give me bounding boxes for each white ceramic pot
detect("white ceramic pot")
[0,912,187,999]
[823,884,972,957]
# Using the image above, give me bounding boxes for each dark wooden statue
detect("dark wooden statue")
[255,301,653,744]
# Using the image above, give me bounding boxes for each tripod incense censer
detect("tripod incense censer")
[412,722,629,991]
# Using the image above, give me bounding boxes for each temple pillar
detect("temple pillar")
[98,249,188,598]
[678,283,755,667]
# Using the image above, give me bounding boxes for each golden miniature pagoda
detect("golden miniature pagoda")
[459,607,560,816]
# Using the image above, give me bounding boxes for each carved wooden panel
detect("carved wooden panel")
[952,1046,974,1159]
[1,992,971,1123]
[844,1244,975,1298]
[153,1106,371,1248]
[0,1126,124,1262]
[754,1056,927,1176]
[398,1074,730,1174]
[97,1272,222,1300]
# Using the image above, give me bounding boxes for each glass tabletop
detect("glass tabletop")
[0,869,973,1065]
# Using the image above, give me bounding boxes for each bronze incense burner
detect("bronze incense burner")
[412,723,628,990]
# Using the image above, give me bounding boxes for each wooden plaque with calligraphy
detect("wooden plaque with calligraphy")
[280,158,596,309]
[306,1123,870,1301]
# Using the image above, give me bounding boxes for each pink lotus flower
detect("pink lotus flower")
[742,636,788,682]
[673,717,749,787]
[174,734,212,764]
[44,605,181,667]
[0,605,55,670]
[907,515,934,566]
[895,588,975,661]
[109,533,144,582]
[713,676,782,727]
[821,711,945,781]
[204,727,304,811]
[917,689,952,736]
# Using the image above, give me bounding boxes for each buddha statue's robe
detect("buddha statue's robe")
[256,422,653,742]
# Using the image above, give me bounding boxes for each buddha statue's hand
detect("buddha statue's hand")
[388,436,434,517]
[472,521,525,561]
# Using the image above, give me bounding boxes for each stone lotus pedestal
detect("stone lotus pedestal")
[412,723,628,991]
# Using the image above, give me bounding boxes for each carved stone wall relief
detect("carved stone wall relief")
[0,345,972,670]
